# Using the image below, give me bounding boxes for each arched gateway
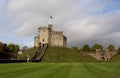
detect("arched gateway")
[88,49,117,61]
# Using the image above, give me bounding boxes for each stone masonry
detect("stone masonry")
[34,24,67,47]
[88,49,117,61]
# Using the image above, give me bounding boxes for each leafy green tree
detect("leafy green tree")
[107,44,115,52]
[71,46,79,52]
[14,45,20,52]
[91,43,103,52]
[8,44,15,52]
[82,44,90,52]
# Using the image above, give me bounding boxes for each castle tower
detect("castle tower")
[34,24,67,47]
[48,24,52,45]
[38,24,52,47]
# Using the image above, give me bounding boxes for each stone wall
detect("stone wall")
[39,27,50,45]
[88,50,117,61]
[34,36,39,47]
[51,31,63,47]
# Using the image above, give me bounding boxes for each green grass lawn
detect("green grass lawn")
[0,62,120,78]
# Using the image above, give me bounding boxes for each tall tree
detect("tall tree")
[0,42,4,52]
[71,46,79,52]
[0,42,7,52]
[82,44,90,52]
[3,43,7,52]
[14,45,20,52]
[8,44,15,52]
[107,44,115,52]
[91,43,103,52]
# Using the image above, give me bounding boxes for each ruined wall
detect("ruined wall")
[88,50,117,61]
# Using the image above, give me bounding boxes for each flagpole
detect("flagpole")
[49,16,53,25]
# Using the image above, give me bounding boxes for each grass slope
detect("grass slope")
[110,54,120,62]
[41,47,96,62]
[0,62,120,78]
[17,47,37,60]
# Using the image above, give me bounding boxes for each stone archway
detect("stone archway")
[101,57,105,61]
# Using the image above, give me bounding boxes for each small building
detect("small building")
[34,24,67,47]
[18,51,23,55]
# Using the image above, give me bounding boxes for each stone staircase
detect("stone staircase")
[32,45,48,62]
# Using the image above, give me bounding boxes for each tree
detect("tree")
[14,45,20,52]
[0,42,4,52]
[0,42,7,52]
[22,46,28,51]
[8,44,15,52]
[71,46,79,52]
[3,43,8,52]
[82,44,90,52]
[107,44,115,52]
[91,43,103,52]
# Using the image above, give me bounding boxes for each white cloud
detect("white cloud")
[1,0,120,47]
[63,10,120,47]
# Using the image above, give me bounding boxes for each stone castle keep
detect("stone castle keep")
[34,24,67,47]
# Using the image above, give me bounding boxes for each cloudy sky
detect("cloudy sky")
[0,0,120,48]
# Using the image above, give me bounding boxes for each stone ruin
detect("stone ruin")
[88,49,117,61]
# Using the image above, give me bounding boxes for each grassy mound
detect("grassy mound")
[110,53,120,62]
[17,47,37,60]
[41,47,96,62]
[18,47,96,62]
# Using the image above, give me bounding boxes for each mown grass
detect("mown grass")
[0,62,120,78]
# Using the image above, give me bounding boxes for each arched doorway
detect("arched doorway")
[101,57,105,61]
[42,44,44,47]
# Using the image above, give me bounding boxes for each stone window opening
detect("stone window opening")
[43,39,44,42]
[101,57,105,61]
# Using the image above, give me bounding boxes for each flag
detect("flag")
[50,16,53,19]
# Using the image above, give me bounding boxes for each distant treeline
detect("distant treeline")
[0,41,20,53]
[71,43,120,52]
[0,41,20,59]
